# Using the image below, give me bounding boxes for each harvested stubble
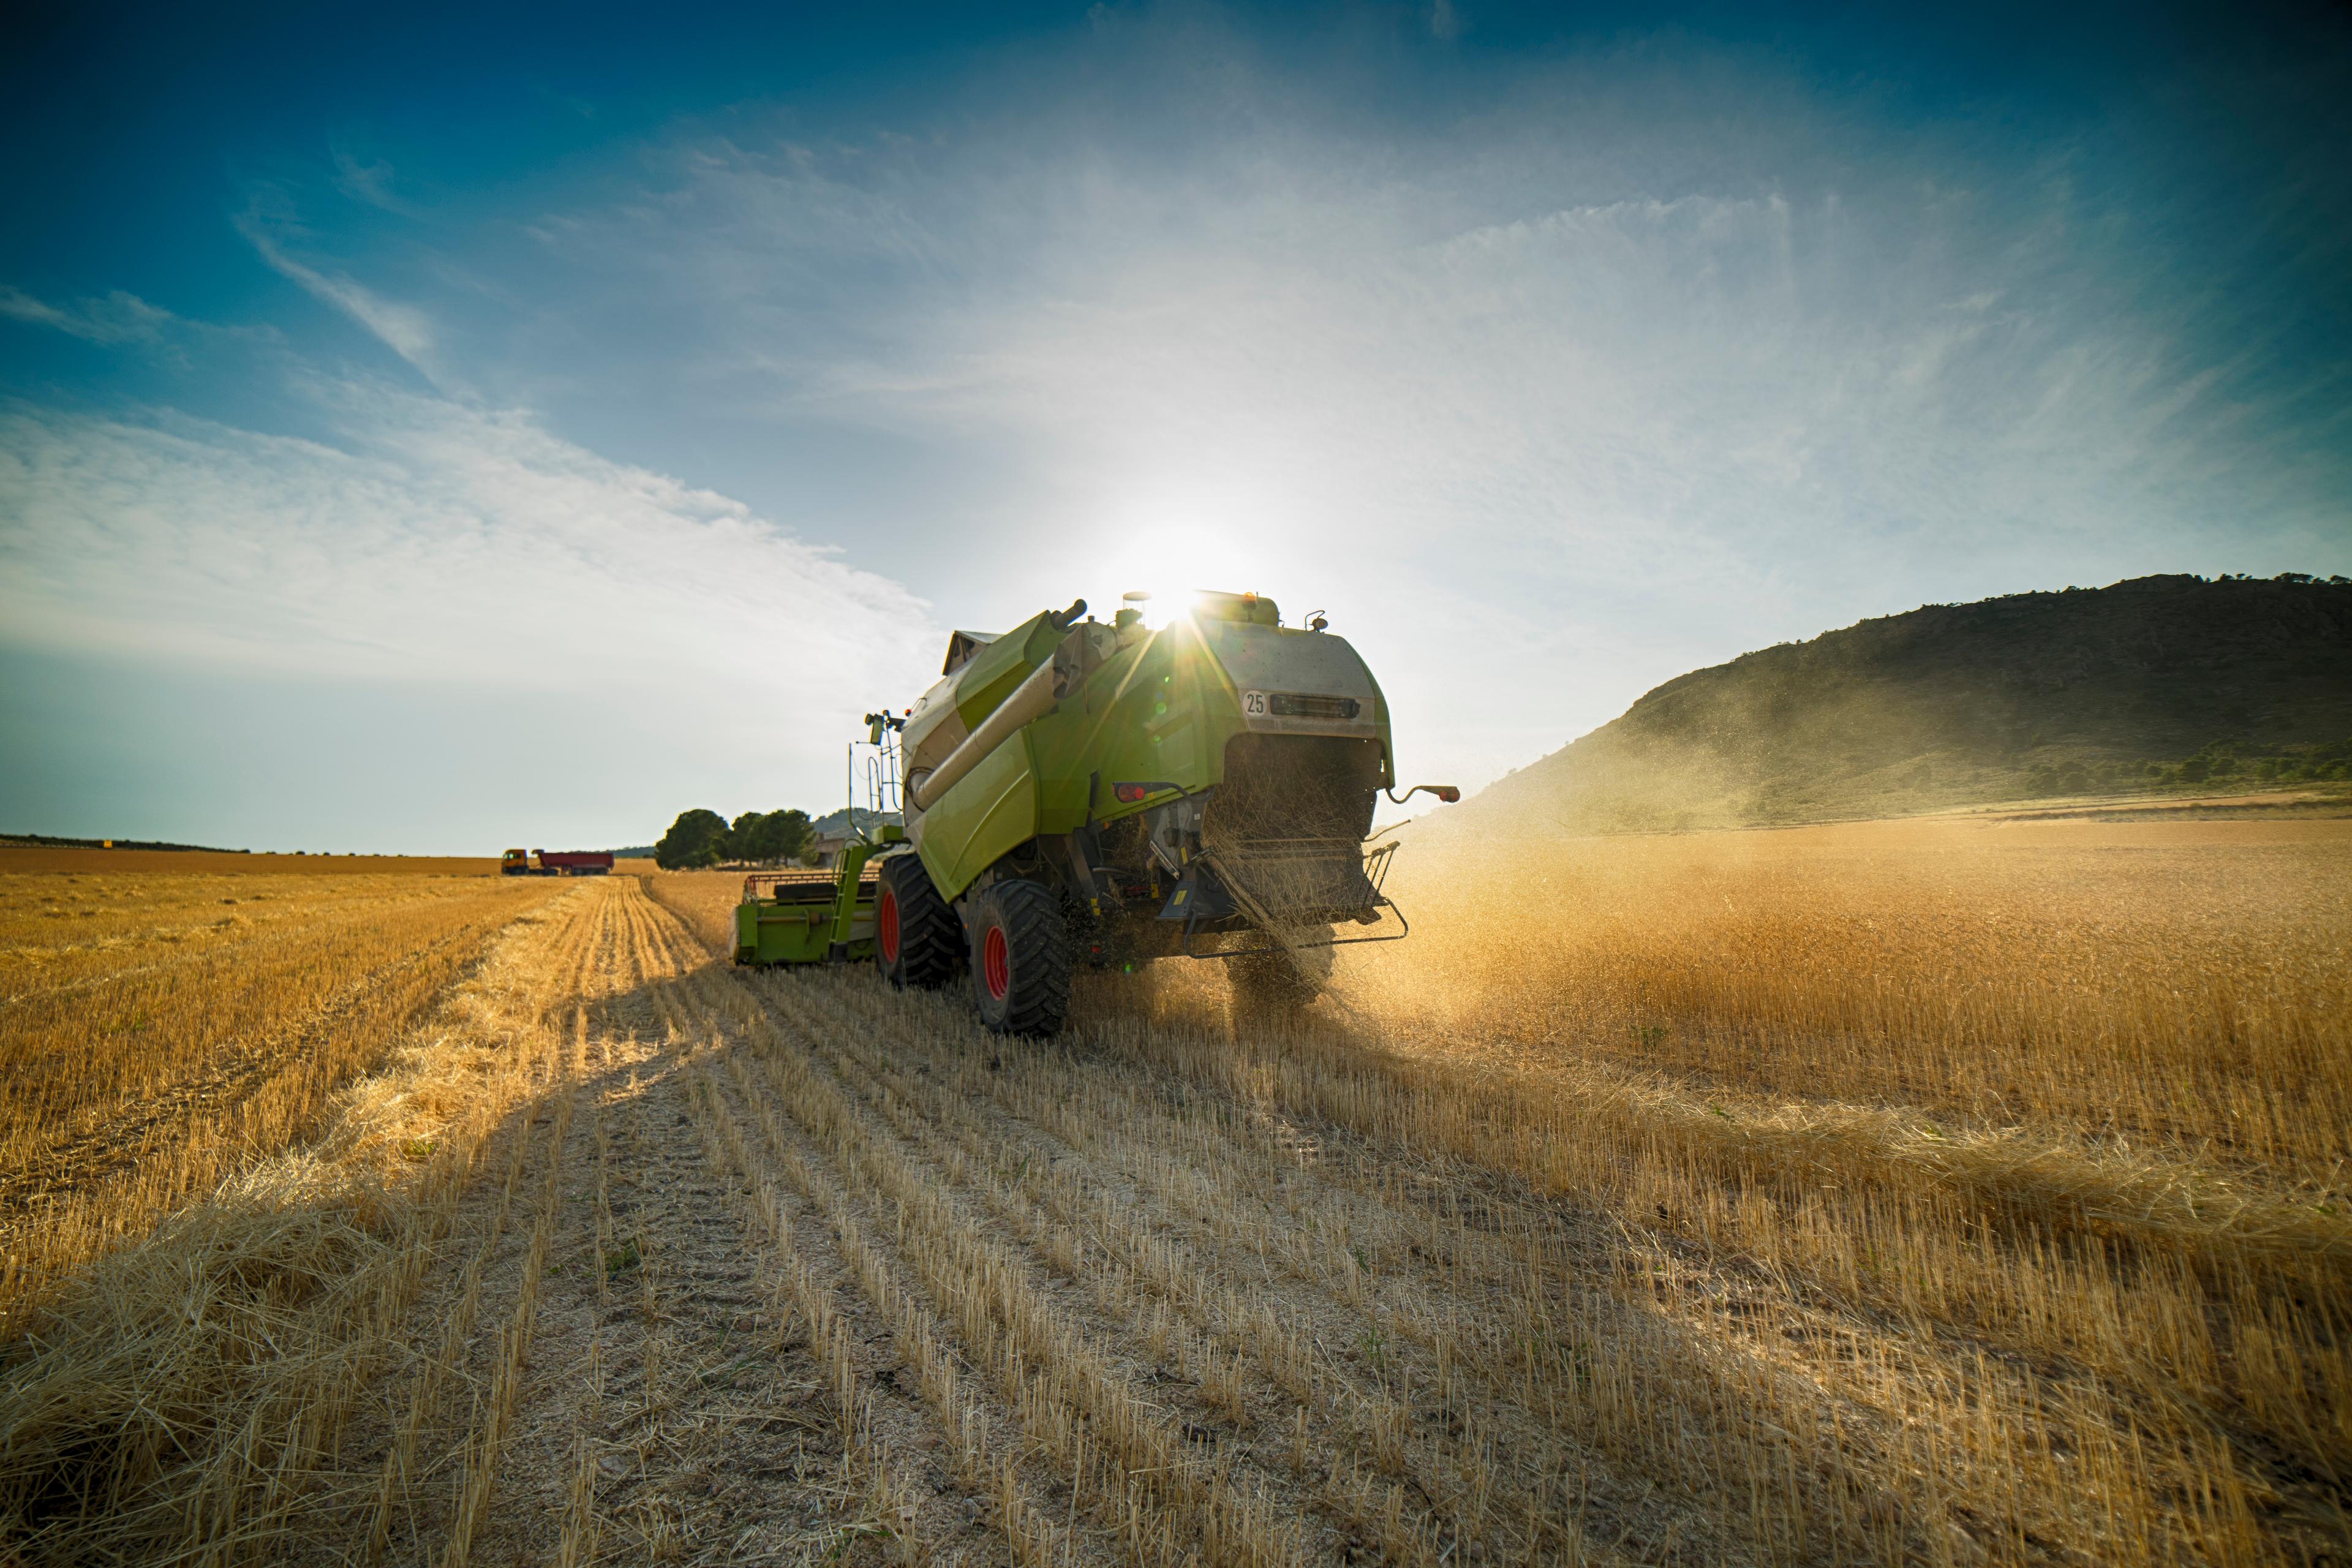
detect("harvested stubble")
[4,815,2343,1566]
[654,813,2352,1563]
[0,859,558,1316]
[0,887,595,1564]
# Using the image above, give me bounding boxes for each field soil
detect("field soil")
[2,821,2348,1566]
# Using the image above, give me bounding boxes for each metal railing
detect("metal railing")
[1183,834,1408,957]
[1204,835,1398,916]
[742,867,876,904]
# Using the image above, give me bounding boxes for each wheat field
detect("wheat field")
[0,850,559,1320]
[0,819,2344,1565]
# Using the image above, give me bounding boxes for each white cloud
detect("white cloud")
[0,383,939,779]
[330,146,420,216]
[235,207,447,385]
[543,97,2341,792]
[18,26,2341,816]
[0,285,176,345]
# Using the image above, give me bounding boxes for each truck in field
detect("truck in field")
[535,850,614,877]
[734,589,1453,1034]
[501,848,615,877]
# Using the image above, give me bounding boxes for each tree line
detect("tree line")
[653,808,815,870]
[2024,734,2352,796]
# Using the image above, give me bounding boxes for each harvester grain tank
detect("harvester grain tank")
[734,589,1455,1034]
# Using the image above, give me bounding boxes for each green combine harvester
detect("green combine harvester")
[734,589,1455,1034]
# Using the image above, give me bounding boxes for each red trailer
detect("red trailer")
[532,850,614,877]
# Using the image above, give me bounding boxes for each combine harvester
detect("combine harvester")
[734,590,1455,1034]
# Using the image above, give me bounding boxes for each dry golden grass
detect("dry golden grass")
[1370,815,2352,1169]
[640,866,740,953]
[0,846,499,876]
[4,820,2343,1566]
[0,883,596,1563]
[649,821,2352,1561]
[0,858,556,1318]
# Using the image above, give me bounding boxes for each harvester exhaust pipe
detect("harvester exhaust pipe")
[910,654,1064,813]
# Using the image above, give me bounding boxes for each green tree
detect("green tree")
[654,809,728,870]
[745,809,813,865]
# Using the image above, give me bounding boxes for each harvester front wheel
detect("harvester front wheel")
[877,856,959,990]
[967,880,1071,1036]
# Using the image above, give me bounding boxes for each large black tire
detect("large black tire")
[876,854,959,990]
[965,879,1072,1036]
[1227,931,1333,1019]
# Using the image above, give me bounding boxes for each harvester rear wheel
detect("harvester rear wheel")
[966,879,1071,1036]
[1228,932,1333,1019]
[877,855,959,990]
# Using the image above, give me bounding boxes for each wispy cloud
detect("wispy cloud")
[10,15,2345,812]
[478,45,2343,784]
[0,382,939,777]
[235,198,448,386]
[330,146,420,216]
[0,285,177,345]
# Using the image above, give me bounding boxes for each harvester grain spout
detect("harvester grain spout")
[734,586,1454,1034]
[910,657,1060,811]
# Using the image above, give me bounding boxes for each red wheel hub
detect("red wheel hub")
[878,889,900,964]
[982,924,1010,1001]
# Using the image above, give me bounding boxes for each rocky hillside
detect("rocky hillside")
[1450,573,2352,834]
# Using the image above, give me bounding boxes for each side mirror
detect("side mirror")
[1385,784,1461,805]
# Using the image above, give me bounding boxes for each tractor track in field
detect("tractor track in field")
[15,842,2346,1567]
[23,859,2318,1567]
[333,872,2110,1568]
[347,862,2180,1568]
[313,875,1732,1567]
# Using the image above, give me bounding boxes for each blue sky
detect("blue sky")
[4,2,2348,852]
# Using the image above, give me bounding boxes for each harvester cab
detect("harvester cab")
[733,589,1456,1035]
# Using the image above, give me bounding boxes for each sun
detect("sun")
[1114,579,1203,628]
[1096,541,1264,630]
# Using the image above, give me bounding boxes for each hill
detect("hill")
[2,832,249,853]
[1449,573,2352,834]
[807,807,900,840]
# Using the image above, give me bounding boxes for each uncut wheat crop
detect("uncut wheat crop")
[1,819,2345,1566]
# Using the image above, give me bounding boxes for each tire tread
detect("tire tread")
[881,855,959,989]
[971,879,1071,1036]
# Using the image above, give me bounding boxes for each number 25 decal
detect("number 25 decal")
[1243,691,1268,715]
